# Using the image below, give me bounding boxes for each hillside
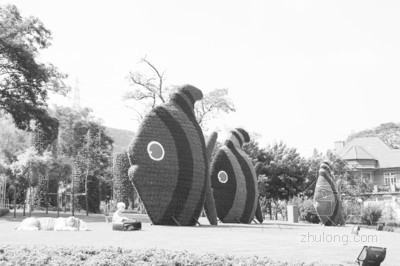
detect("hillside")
[105,127,135,154]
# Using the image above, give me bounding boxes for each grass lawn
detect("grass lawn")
[1,210,398,265]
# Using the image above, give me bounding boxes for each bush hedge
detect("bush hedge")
[112,152,137,210]
[0,208,9,217]
[298,199,320,224]
[361,205,383,225]
[0,246,325,266]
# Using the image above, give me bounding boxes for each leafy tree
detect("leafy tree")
[0,113,29,163]
[346,122,400,149]
[10,147,51,215]
[194,88,235,129]
[45,157,72,207]
[245,141,309,220]
[242,133,264,162]
[52,106,114,213]
[0,4,69,139]
[51,106,93,157]
[124,57,235,129]
[70,120,113,213]
[256,142,309,201]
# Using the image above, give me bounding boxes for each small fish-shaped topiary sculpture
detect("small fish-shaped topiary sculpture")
[313,161,345,226]
[210,128,263,224]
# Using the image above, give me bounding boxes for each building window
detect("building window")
[362,173,371,181]
[384,172,397,185]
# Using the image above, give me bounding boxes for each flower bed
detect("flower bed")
[0,246,327,266]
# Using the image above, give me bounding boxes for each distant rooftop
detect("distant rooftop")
[338,137,400,169]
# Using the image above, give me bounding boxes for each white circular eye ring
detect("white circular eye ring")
[147,141,165,161]
[218,171,228,184]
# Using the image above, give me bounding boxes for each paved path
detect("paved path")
[1,211,399,265]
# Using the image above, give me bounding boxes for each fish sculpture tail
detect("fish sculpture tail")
[204,132,218,225]
[254,161,264,223]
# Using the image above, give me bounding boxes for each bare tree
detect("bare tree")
[124,57,171,122]
[124,57,236,129]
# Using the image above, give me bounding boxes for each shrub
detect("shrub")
[361,205,383,225]
[0,246,322,265]
[385,221,400,228]
[343,200,362,224]
[0,208,9,217]
[299,199,320,224]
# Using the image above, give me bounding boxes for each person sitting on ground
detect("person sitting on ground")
[112,202,129,222]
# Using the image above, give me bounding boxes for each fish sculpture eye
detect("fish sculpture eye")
[218,171,228,183]
[147,141,165,161]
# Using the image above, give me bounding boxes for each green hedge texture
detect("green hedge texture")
[127,85,209,226]
[0,246,323,266]
[112,152,136,209]
[210,128,259,224]
[30,127,60,209]
[0,208,9,217]
[30,128,48,208]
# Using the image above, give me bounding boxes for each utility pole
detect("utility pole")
[72,78,81,112]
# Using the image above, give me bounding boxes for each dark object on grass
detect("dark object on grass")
[351,225,360,235]
[356,246,386,266]
[210,128,263,224]
[112,220,142,231]
[376,223,384,231]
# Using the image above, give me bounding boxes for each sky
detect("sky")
[5,0,400,157]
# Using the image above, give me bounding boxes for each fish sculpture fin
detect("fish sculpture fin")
[336,178,342,193]
[255,199,264,223]
[170,85,203,107]
[204,132,218,225]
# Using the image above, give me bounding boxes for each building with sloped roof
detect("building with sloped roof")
[335,137,400,195]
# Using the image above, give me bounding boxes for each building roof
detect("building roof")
[339,137,400,169]
[341,145,376,160]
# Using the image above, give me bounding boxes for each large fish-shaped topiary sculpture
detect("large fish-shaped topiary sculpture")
[313,161,345,226]
[127,85,217,226]
[210,128,263,224]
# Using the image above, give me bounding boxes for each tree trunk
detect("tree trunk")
[29,187,32,217]
[72,168,75,216]
[64,193,66,213]
[23,192,26,216]
[57,191,59,218]
[46,174,49,214]
[269,199,272,220]
[13,187,17,218]
[85,175,89,216]
[85,160,90,216]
